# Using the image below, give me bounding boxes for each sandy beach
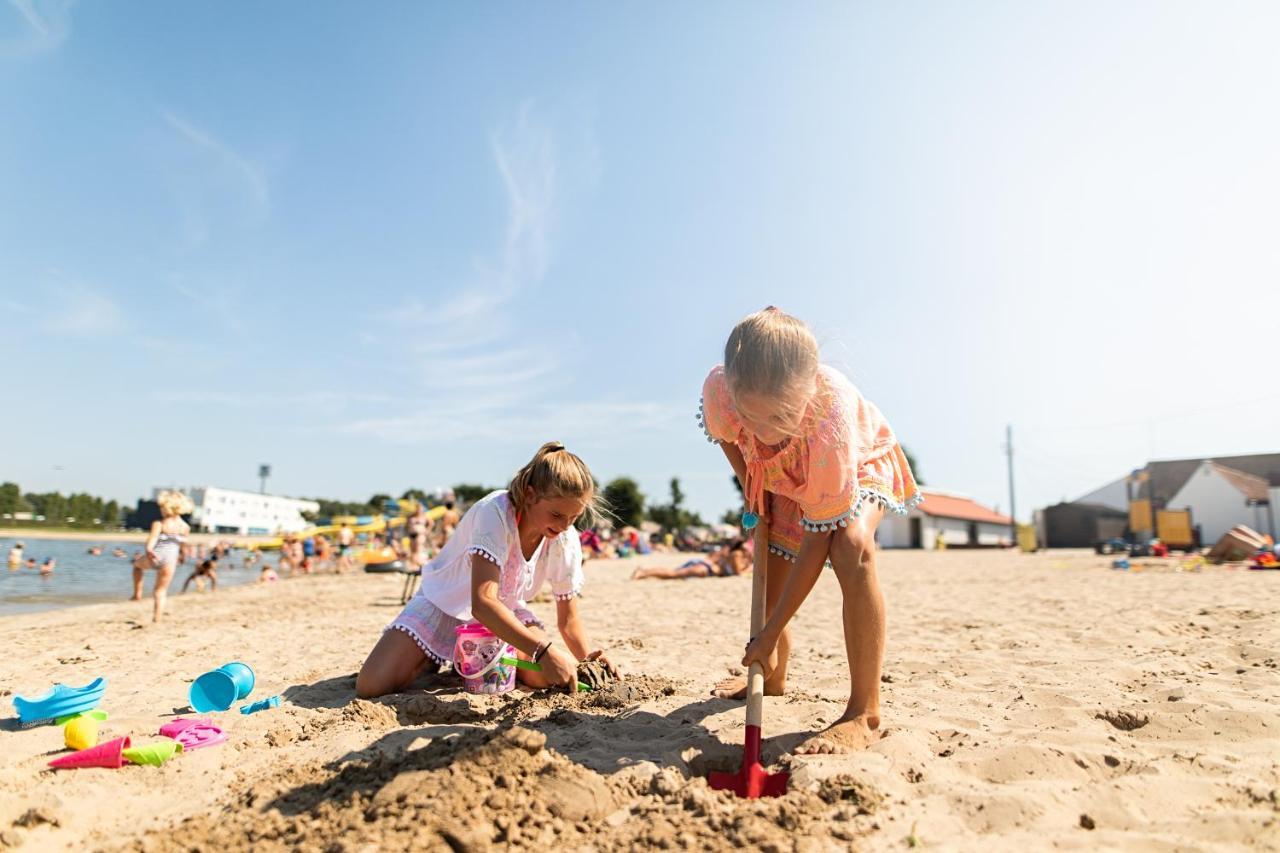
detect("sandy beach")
[2,549,1277,851]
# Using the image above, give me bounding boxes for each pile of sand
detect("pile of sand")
[126,721,880,852]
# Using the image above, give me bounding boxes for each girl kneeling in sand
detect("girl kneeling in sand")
[699,307,921,754]
[131,489,193,622]
[357,442,618,697]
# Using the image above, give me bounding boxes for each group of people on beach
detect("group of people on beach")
[355,307,921,754]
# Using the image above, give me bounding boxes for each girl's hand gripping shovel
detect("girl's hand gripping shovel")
[708,514,790,798]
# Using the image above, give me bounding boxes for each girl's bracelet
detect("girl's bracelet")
[533,640,552,663]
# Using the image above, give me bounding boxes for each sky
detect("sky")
[2,1,1279,523]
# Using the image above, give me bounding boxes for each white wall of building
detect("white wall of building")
[877,509,1010,548]
[161,487,320,536]
[1073,476,1129,512]
[1167,463,1259,545]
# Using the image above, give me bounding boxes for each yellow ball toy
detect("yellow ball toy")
[64,716,99,751]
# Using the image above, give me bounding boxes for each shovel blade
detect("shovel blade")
[708,761,790,799]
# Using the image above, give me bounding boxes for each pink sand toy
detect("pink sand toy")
[453,622,516,694]
[159,717,227,751]
[49,736,131,770]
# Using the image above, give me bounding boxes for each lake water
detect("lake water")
[0,537,264,617]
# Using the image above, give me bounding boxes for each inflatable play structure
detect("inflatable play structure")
[236,502,446,552]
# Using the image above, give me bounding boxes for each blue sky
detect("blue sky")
[3,1,1278,522]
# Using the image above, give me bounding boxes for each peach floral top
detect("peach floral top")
[699,364,921,559]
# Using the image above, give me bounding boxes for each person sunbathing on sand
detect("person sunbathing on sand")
[698,307,921,754]
[632,539,750,580]
[356,442,618,698]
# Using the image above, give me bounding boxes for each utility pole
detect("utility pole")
[1005,425,1017,544]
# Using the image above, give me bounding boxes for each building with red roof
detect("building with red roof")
[878,488,1013,549]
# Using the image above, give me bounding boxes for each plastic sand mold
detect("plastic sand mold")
[49,736,131,770]
[63,715,99,751]
[14,677,107,724]
[159,718,226,750]
[123,740,183,767]
[239,695,280,715]
[55,709,109,726]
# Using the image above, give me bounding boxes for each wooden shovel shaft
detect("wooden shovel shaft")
[746,518,769,730]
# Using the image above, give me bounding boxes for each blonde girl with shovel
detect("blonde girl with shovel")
[699,307,920,754]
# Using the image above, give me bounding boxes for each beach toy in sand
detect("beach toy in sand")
[123,740,183,767]
[159,718,226,750]
[454,622,516,694]
[13,677,107,724]
[49,736,131,770]
[63,714,99,751]
[189,662,255,713]
[741,511,759,530]
[218,662,256,699]
[55,709,109,726]
[1111,558,1130,570]
[709,519,790,799]
[499,657,590,692]
[239,695,280,715]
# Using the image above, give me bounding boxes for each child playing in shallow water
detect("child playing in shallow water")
[131,490,193,622]
[699,307,920,754]
[356,442,618,697]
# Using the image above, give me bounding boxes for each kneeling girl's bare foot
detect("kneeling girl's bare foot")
[710,675,785,700]
[793,713,879,754]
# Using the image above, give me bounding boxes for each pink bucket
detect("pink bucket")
[453,622,516,694]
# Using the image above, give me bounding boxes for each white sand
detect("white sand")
[1,549,1277,850]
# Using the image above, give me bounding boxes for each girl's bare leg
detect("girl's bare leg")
[795,503,885,754]
[131,565,144,600]
[712,549,791,698]
[152,564,175,622]
[356,630,433,698]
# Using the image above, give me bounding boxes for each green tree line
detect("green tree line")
[0,482,121,529]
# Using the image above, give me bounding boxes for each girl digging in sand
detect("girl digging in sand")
[357,442,619,697]
[131,490,193,622]
[699,307,920,754]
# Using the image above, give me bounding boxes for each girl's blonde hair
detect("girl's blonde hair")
[724,306,819,414]
[156,490,194,517]
[508,442,603,525]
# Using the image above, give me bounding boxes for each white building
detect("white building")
[1071,476,1129,512]
[1167,461,1275,545]
[878,488,1013,549]
[156,486,319,536]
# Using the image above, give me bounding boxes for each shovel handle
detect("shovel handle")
[746,517,770,730]
[498,656,590,692]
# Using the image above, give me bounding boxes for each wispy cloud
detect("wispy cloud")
[338,399,684,447]
[339,101,683,451]
[359,100,562,413]
[1,0,73,58]
[161,110,269,247]
[153,390,393,408]
[42,281,124,336]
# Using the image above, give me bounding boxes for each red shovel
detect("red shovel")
[709,517,790,798]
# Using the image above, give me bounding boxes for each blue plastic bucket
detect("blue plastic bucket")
[218,662,255,700]
[189,671,238,713]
